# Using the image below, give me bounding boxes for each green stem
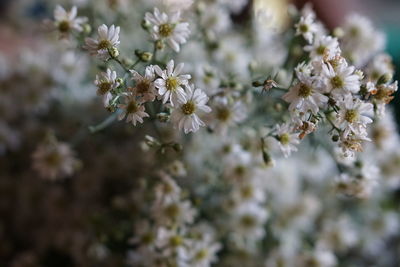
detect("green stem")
[89,110,121,134]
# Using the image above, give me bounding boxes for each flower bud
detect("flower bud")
[108,47,119,58]
[172,143,183,153]
[141,19,151,31]
[157,113,170,122]
[155,40,165,50]
[83,24,92,34]
[140,52,153,62]
[332,135,339,142]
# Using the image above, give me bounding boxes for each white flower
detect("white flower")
[117,94,149,126]
[336,95,373,138]
[320,59,361,95]
[188,240,221,267]
[231,203,269,245]
[155,227,189,259]
[282,68,328,114]
[130,65,157,102]
[145,8,190,52]
[207,97,247,135]
[94,68,119,97]
[304,35,340,61]
[274,123,300,158]
[53,5,87,37]
[295,15,318,43]
[84,24,120,60]
[32,138,79,180]
[338,131,370,158]
[161,0,194,12]
[152,198,197,226]
[171,84,211,134]
[154,60,191,106]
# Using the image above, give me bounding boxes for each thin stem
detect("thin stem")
[89,110,121,134]
[113,57,130,73]
[325,113,341,132]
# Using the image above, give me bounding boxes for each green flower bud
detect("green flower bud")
[108,47,119,58]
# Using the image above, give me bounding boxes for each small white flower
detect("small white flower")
[117,94,149,126]
[153,198,197,226]
[274,123,300,158]
[154,60,191,106]
[32,138,79,180]
[84,24,120,60]
[188,240,221,267]
[282,68,328,114]
[304,35,341,61]
[94,68,119,96]
[145,8,190,52]
[232,203,269,244]
[171,84,211,134]
[295,15,318,43]
[321,59,361,95]
[53,5,87,37]
[336,95,373,138]
[130,65,157,102]
[207,97,247,135]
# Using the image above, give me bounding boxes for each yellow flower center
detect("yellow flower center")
[45,151,62,166]
[195,249,209,260]
[316,45,326,55]
[159,23,173,37]
[141,233,154,245]
[181,101,196,115]
[169,235,183,247]
[240,185,254,199]
[345,109,358,123]
[98,40,111,50]
[164,203,180,219]
[58,20,70,33]
[240,215,256,229]
[216,107,231,122]
[298,83,313,98]
[331,75,344,88]
[136,80,151,94]
[98,82,112,95]
[299,24,309,33]
[166,77,180,92]
[279,133,290,145]
[126,100,139,114]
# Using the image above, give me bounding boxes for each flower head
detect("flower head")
[130,65,157,102]
[84,24,120,60]
[171,84,211,134]
[53,5,87,38]
[118,94,149,126]
[145,8,190,52]
[154,60,191,106]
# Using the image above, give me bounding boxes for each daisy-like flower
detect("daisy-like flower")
[154,60,191,106]
[117,93,149,126]
[53,5,87,38]
[282,68,328,114]
[231,203,269,244]
[145,8,190,52]
[130,65,157,102]
[320,59,361,95]
[274,123,300,158]
[188,240,221,267]
[295,15,318,43]
[338,131,370,158]
[304,35,341,61]
[84,24,120,60]
[336,95,373,138]
[32,137,79,180]
[171,84,211,134]
[207,97,247,135]
[94,68,120,104]
[152,197,197,226]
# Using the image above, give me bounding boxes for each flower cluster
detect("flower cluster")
[2,0,399,266]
